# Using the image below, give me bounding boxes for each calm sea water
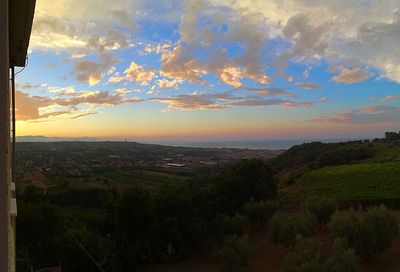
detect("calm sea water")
[17,136,357,150]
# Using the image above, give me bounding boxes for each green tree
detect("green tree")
[16,202,63,268]
[156,184,208,256]
[282,236,323,272]
[213,213,250,236]
[242,199,279,227]
[212,159,276,214]
[213,234,253,272]
[323,238,357,272]
[385,131,400,142]
[302,196,337,229]
[113,187,159,270]
[269,211,318,247]
[328,206,399,260]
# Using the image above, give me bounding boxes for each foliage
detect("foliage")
[155,184,209,256]
[50,187,118,209]
[302,196,337,228]
[283,236,358,272]
[269,210,318,247]
[282,236,323,272]
[17,158,276,271]
[328,206,399,260]
[291,162,400,201]
[271,141,376,172]
[242,199,279,226]
[211,159,276,214]
[213,213,250,236]
[385,131,400,142]
[19,185,46,203]
[323,238,358,272]
[213,234,253,272]
[112,187,160,270]
[16,202,63,270]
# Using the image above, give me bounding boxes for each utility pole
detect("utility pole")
[0,0,10,271]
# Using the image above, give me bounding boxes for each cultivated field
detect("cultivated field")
[285,162,400,201]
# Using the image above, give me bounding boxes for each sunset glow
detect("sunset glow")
[16,0,400,141]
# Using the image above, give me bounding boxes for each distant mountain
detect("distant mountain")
[16,135,98,142]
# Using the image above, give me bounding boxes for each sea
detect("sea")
[17,136,358,150]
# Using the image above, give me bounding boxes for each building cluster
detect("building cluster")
[16,143,283,184]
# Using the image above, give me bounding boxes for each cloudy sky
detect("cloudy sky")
[16,0,400,141]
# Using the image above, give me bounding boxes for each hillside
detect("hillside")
[273,133,400,204]
[281,162,400,202]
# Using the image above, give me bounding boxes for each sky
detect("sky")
[15,0,400,141]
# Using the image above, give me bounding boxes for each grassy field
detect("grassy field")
[35,169,189,193]
[282,162,400,201]
[91,170,188,191]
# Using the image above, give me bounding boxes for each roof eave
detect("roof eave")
[9,0,36,67]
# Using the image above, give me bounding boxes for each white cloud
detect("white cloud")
[157,78,182,89]
[109,62,155,85]
[30,0,400,102]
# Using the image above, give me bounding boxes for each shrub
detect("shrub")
[242,199,279,226]
[269,210,318,247]
[302,196,337,228]
[282,236,323,272]
[213,234,253,272]
[328,206,399,260]
[213,213,250,236]
[283,236,358,272]
[323,238,357,272]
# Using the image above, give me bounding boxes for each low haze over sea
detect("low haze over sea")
[17,136,357,150]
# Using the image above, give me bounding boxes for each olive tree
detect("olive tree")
[328,206,399,260]
[302,196,337,229]
[269,210,318,247]
[213,234,253,272]
[283,236,323,272]
[323,238,357,272]
[283,236,358,272]
[242,199,279,227]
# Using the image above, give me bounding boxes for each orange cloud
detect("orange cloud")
[150,92,312,111]
[312,105,400,124]
[295,82,320,90]
[330,66,372,84]
[16,90,141,121]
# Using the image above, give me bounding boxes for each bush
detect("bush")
[302,196,337,228]
[213,234,253,272]
[242,199,279,226]
[269,210,318,247]
[328,206,399,260]
[282,236,323,272]
[283,236,358,272]
[323,238,357,272]
[213,213,250,236]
